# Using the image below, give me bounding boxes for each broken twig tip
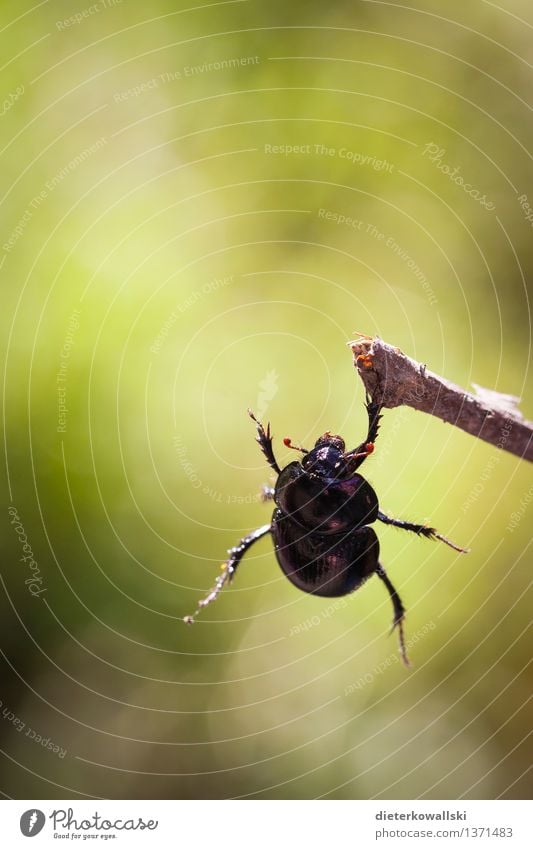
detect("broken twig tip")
[350,337,533,462]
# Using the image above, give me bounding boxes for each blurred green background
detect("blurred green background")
[1,0,531,800]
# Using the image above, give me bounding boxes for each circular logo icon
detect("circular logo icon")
[20,810,46,837]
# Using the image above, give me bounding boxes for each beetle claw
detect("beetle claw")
[432,529,470,553]
[390,616,411,667]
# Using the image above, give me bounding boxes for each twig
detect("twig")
[350,336,533,463]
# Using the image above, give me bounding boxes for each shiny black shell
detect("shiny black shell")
[274,461,379,535]
[271,443,380,596]
[271,509,379,597]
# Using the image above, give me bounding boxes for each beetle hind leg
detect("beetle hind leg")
[184,523,271,623]
[376,563,410,667]
[377,511,469,553]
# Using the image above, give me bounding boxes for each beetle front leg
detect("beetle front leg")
[184,523,271,623]
[248,408,281,474]
[364,391,382,446]
[377,511,469,553]
[345,392,382,470]
[375,563,410,667]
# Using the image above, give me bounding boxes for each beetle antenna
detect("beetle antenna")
[283,437,309,454]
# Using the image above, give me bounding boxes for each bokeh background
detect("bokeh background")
[0,0,531,800]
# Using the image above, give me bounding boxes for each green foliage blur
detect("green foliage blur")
[1,0,531,799]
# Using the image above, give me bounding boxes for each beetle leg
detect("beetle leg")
[184,523,272,623]
[377,511,469,553]
[375,563,410,667]
[345,392,382,470]
[364,392,382,445]
[248,408,281,474]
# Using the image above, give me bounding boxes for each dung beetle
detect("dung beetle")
[185,395,468,665]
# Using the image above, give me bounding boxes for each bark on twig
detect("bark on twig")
[350,336,533,462]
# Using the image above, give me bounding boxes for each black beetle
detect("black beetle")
[185,395,467,665]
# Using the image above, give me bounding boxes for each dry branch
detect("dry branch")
[350,337,533,463]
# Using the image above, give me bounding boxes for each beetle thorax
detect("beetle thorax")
[301,443,347,478]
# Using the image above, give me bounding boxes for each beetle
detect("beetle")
[184,394,468,665]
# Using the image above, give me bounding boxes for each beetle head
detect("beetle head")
[301,432,347,477]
